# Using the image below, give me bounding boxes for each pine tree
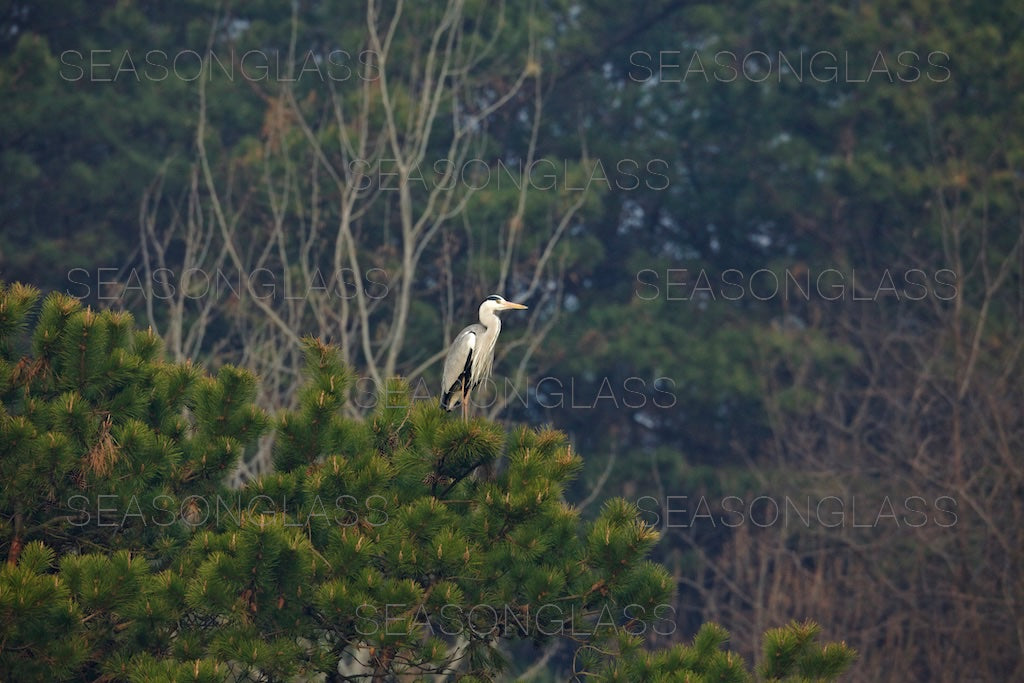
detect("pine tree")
[0,283,855,680]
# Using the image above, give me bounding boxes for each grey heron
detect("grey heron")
[441,295,528,420]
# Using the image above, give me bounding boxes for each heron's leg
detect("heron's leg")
[462,391,469,422]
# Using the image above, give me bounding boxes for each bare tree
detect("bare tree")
[674,156,1024,681]
[132,3,594,486]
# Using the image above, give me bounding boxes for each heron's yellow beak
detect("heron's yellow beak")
[502,301,528,310]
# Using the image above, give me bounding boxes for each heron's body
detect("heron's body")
[441,295,527,419]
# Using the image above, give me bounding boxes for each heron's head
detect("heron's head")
[480,294,528,315]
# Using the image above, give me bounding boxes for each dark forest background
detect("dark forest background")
[2,1,1022,680]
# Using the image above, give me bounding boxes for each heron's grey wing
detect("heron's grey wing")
[441,325,479,409]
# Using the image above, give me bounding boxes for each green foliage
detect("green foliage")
[0,282,853,680]
[1,5,206,293]
[759,621,857,681]
[585,621,855,682]
[1,289,268,564]
[0,542,86,679]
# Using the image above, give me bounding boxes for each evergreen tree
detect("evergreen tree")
[0,282,854,680]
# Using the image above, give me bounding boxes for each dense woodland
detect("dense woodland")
[1,1,1022,681]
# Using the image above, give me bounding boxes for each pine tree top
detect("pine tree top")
[0,283,855,681]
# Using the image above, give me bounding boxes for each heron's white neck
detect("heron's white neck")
[478,305,502,331]
[473,305,503,383]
